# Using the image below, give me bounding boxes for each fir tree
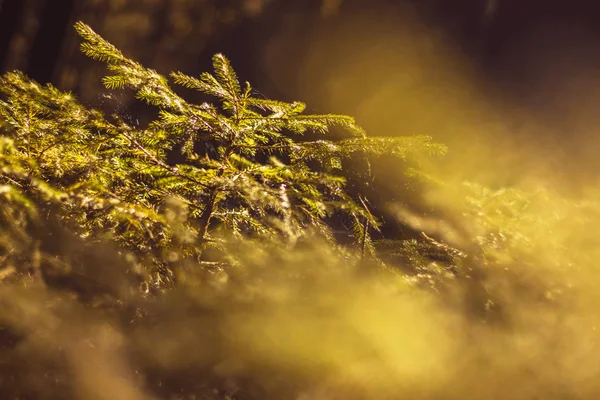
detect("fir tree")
[0,22,446,288]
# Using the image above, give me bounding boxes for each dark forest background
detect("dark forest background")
[3,0,600,189]
[4,0,600,103]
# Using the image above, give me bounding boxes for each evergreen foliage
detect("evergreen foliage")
[1,20,600,400]
[0,22,446,289]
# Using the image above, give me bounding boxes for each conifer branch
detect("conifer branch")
[0,21,450,290]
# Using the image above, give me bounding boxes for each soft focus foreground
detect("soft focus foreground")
[2,196,600,400]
